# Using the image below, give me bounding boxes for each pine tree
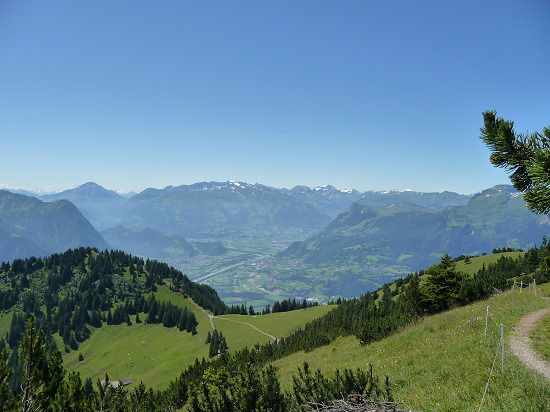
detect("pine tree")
[54,371,85,411]
[84,377,94,397]
[0,348,15,411]
[422,254,464,313]
[19,316,48,412]
[178,310,188,331]
[480,110,550,214]
[398,273,423,317]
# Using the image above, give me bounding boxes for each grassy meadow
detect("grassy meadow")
[530,308,550,363]
[60,285,212,389]
[0,311,13,341]
[214,304,335,343]
[271,283,550,411]
[60,285,333,389]
[455,251,524,276]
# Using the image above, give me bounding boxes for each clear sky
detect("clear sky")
[1,1,549,195]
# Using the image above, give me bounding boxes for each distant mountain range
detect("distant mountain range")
[281,185,471,218]
[277,185,548,290]
[3,181,545,304]
[41,182,126,230]
[0,190,108,261]
[210,184,544,301]
[357,189,471,210]
[115,181,333,239]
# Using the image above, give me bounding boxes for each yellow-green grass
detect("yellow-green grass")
[217,305,335,339]
[60,286,332,389]
[63,318,210,389]
[0,311,13,340]
[530,309,550,363]
[271,283,550,412]
[148,284,208,314]
[62,285,212,389]
[213,305,336,349]
[455,251,524,276]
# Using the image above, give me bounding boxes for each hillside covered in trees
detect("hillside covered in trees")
[0,248,227,392]
[0,237,548,410]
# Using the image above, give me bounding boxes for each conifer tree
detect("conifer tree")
[422,254,463,313]
[480,110,550,214]
[84,377,94,397]
[19,316,48,412]
[0,348,14,411]
[398,273,423,317]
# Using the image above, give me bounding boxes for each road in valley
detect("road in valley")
[191,254,268,284]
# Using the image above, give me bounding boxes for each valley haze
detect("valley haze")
[1,180,546,307]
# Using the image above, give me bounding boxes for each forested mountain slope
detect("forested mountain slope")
[1,243,549,410]
[281,185,548,272]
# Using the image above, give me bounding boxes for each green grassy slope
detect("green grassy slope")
[63,319,210,389]
[213,305,335,346]
[271,283,550,412]
[61,285,212,389]
[0,311,13,341]
[531,311,550,363]
[455,251,524,276]
[60,285,333,389]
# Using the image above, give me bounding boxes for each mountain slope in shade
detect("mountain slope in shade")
[118,181,332,239]
[41,182,126,230]
[101,226,199,261]
[0,220,47,262]
[0,190,108,261]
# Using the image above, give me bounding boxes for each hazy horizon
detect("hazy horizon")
[0,178,504,197]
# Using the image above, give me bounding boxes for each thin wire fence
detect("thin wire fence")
[477,279,540,410]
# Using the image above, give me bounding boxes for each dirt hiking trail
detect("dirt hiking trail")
[510,298,550,381]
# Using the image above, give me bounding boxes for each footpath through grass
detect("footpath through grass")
[214,305,335,344]
[272,283,550,412]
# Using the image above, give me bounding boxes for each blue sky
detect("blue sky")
[1,1,549,194]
